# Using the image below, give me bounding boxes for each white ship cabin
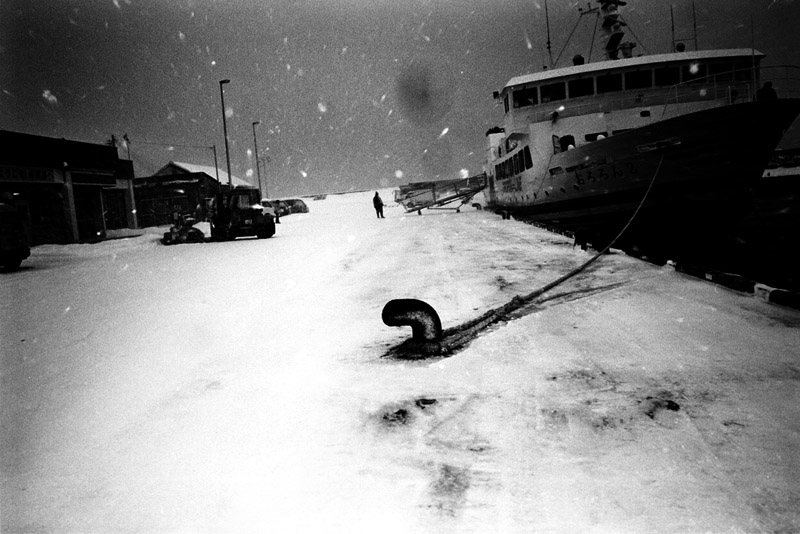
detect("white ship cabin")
[489,49,765,176]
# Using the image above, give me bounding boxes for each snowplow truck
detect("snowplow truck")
[210,187,275,241]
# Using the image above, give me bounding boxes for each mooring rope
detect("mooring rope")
[384,155,666,359]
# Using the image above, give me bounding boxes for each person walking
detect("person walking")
[373,191,385,219]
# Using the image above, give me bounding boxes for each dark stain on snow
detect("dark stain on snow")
[382,408,411,426]
[641,395,681,419]
[378,397,441,428]
[415,398,438,410]
[427,463,471,517]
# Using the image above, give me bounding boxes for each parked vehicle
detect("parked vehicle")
[263,199,290,218]
[258,201,276,218]
[284,198,309,214]
[0,203,31,271]
[210,187,275,241]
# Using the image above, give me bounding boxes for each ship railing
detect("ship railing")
[661,65,800,117]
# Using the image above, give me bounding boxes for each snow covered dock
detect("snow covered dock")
[2,189,799,533]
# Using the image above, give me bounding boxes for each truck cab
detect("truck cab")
[210,187,275,241]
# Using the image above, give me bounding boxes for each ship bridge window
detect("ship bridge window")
[682,63,708,84]
[734,62,754,82]
[625,70,652,89]
[513,87,538,108]
[568,78,594,98]
[655,66,680,86]
[710,62,734,82]
[541,82,566,102]
[597,73,623,94]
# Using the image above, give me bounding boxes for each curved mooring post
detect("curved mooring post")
[382,299,443,342]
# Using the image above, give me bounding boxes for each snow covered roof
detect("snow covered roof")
[158,161,252,188]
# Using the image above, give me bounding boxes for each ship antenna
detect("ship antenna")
[670,4,676,52]
[588,9,600,62]
[545,0,555,68]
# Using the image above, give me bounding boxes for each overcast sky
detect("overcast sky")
[2,0,798,196]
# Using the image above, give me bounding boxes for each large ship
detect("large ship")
[484,0,800,266]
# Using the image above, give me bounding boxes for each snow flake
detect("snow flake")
[438,127,449,139]
[42,89,58,105]
[318,102,327,113]
[395,170,404,179]
[178,31,186,41]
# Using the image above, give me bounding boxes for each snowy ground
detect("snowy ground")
[2,190,799,533]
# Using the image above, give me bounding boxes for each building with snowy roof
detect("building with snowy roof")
[133,161,253,227]
[0,129,136,244]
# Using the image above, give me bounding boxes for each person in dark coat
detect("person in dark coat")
[373,192,385,218]
[756,81,778,102]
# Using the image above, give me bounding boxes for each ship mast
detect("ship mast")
[670,1,699,52]
[547,0,638,68]
[598,0,636,60]
[545,0,555,69]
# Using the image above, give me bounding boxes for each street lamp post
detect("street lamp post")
[210,145,220,183]
[219,79,232,190]
[252,121,263,198]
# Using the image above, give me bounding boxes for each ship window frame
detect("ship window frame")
[513,86,539,108]
[540,81,567,103]
[709,62,734,82]
[568,77,595,98]
[734,62,754,82]
[624,69,653,90]
[559,135,576,152]
[524,146,533,169]
[654,65,680,86]
[597,72,623,94]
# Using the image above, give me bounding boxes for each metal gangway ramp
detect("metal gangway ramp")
[394,173,487,215]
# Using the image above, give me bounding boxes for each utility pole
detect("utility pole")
[252,121,263,198]
[219,79,232,190]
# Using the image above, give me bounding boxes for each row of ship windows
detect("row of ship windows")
[509,61,755,109]
[495,146,533,180]
[496,127,637,181]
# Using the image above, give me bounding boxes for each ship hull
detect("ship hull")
[488,99,800,268]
